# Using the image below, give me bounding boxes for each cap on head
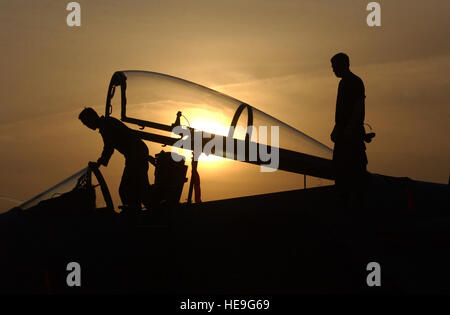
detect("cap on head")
[79,107,99,129]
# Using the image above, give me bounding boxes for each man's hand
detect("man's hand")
[88,161,100,169]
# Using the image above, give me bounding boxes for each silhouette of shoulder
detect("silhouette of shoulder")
[100,116,127,129]
[98,116,133,136]
[341,72,365,96]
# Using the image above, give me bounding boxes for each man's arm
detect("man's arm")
[349,88,365,128]
[344,80,365,136]
[97,135,114,167]
[331,80,344,143]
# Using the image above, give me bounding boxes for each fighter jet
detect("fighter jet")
[1,71,448,295]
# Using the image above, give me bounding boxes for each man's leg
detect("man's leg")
[348,148,368,215]
[137,158,152,210]
[119,163,141,211]
[119,166,130,207]
[333,143,351,210]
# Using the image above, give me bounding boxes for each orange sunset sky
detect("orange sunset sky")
[0,0,449,211]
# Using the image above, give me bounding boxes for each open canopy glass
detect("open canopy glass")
[18,167,113,211]
[106,71,333,179]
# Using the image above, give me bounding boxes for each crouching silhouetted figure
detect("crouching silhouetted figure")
[330,53,368,210]
[79,107,151,213]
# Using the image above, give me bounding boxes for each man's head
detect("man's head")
[331,53,350,78]
[79,107,100,130]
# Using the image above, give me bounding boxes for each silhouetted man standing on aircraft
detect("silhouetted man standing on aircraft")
[330,53,368,209]
[79,107,151,213]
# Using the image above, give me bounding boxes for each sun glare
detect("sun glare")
[171,109,232,165]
